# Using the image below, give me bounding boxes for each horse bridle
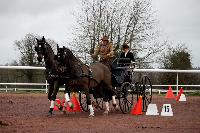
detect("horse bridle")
[35,40,51,63]
[35,41,47,55]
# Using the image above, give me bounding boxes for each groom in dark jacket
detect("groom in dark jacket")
[119,44,135,82]
[120,44,135,66]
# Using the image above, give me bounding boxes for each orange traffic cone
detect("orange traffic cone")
[71,93,82,112]
[61,98,65,106]
[54,99,61,111]
[176,87,184,101]
[67,104,74,112]
[165,86,175,99]
[61,98,68,111]
[131,96,143,115]
[53,106,59,111]
[56,99,61,104]
[66,98,74,112]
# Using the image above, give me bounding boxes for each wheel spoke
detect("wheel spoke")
[119,82,136,113]
[143,98,147,111]
[140,76,153,112]
[96,98,104,110]
[79,92,88,112]
[123,101,127,111]
[145,95,151,103]
[125,102,128,111]
[126,101,131,111]
[82,98,87,108]
[121,100,125,111]
[125,102,129,111]
[126,98,132,105]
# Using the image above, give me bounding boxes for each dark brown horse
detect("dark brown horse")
[56,46,118,117]
[35,37,72,116]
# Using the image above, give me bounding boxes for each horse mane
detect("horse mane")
[65,48,83,64]
[64,48,84,78]
[43,42,58,70]
[45,43,55,57]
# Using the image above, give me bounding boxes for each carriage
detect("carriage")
[79,58,153,114]
[35,37,152,116]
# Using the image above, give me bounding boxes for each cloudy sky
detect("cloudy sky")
[0,0,199,67]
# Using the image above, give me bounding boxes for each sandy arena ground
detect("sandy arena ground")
[0,92,200,133]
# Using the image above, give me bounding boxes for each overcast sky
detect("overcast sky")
[0,0,199,67]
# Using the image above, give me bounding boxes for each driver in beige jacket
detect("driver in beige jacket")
[91,36,114,70]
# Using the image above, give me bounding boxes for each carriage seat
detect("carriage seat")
[111,69,124,87]
[111,58,132,86]
[111,58,127,86]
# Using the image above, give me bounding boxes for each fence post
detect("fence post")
[45,80,48,93]
[176,73,179,95]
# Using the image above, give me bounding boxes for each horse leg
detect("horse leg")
[100,85,110,115]
[111,94,119,111]
[103,98,110,115]
[112,95,119,111]
[63,86,73,113]
[110,88,119,110]
[85,90,94,117]
[48,81,60,116]
[90,94,94,102]
[47,82,54,101]
[97,82,110,115]
[103,90,119,113]
[90,93,98,108]
[104,82,119,110]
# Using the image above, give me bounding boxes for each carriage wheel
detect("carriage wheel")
[95,98,104,110]
[79,91,88,112]
[134,82,141,100]
[141,76,152,112]
[119,82,135,114]
[79,92,104,112]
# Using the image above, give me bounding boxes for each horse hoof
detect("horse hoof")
[62,110,67,115]
[113,104,119,111]
[47,112,53,117]
[58,106,63,111]
[103,110,109,116]
[115,107,119,111]
[88,114,94,118]
[92,101,98,108]
[89,112,94,118]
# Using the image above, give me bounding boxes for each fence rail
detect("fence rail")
[0,66,200,94]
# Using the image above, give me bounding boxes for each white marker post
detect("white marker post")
[161,104,173,116]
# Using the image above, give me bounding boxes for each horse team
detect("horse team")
[35,36,118,117]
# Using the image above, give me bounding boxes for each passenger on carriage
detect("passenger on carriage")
[119,44,135,67]
[119,44,135,82]
[91,36,114,70]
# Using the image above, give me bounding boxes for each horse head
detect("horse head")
[56,45,81,77]
[56,45,66,64]
[56,46,75,65]
[35,36,48,62]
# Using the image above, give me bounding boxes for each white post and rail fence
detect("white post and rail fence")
[0,66,200,94]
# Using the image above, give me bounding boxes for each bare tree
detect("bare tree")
[70,0,163,67]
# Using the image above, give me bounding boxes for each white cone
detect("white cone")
[146,104,159,115]
[161,104,173,116]
[179,94,186,101]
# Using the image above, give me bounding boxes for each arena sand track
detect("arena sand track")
[0,92,200,133]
